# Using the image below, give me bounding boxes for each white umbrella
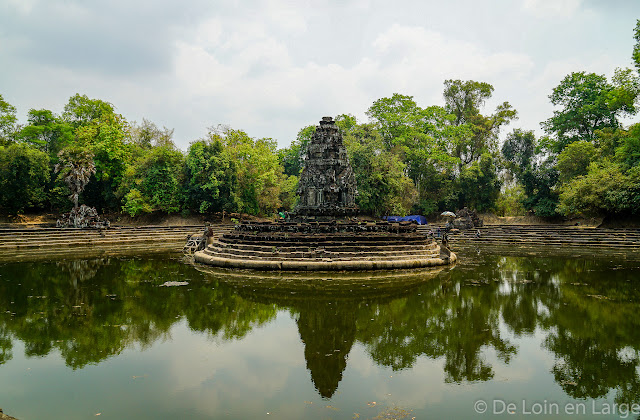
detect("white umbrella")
[441,211,456,218]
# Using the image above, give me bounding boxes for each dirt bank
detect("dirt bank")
[0,212,269,228]
[3,211,639,229]
[478,214,606,227]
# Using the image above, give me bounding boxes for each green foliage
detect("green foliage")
[74,113,131,209]
[184,138,238,214]
[555,120,640,217]
[361,88,514,215]
[502,129,536,180]
[501,129,561,217]
[0,94,17,146]
[129,118,175,149]
[443,79,494,125]
[334,113,358,134]
[558,161,640,217]
[520,159,560,218]
[495,184,526,217]
[343,124,417,216]
[63,94,116,127]
[19,109,74,157]
[212,127,288,215]
[541,71,638,153]
[365,93,463,214]
[556,140,597,183]
[120,146,185,214]
[279,175,299,211]
[366,93,424,149]
[399,105,460,191]
[444,79,518,167]
[122,188,153,216]
[277,124,316,179]
[0,143,50,212]
[454,153,502,212]
[615,123,640,170]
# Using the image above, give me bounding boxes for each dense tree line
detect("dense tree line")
[2,21,640,219]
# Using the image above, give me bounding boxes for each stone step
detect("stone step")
[0,226,232,237]
[450,232,640,241]
[0,226,234,251]
[203,245,441,260]
[202,251,442,262]
[219,235,430,246]
[451,233,640,242]
[0,237,188,250]
[417,225,640,250]
[448,237,640,248]
[0,232,192,240]
[212,240,438,253]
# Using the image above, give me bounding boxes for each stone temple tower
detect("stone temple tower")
[294,117,358,218]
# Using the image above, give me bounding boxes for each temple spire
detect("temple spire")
[294,117,358,218]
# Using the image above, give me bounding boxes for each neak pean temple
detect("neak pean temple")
[194,117,456,271]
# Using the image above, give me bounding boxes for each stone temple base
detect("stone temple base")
[194,221,456,271]
[194,264,450,299]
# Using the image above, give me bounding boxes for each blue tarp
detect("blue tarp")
[383,215,428,225]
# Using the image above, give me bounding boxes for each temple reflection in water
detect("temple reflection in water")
[1,254,640,406]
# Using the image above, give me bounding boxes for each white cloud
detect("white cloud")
[522,0,583,18]
[371,24,534,88]
[264,0,309,34]
[2,0,37,14]
[170,21,534,147]
[2,0,636,149]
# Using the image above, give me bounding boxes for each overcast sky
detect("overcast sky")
[1,0,639,150]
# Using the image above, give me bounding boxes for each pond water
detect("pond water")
[1,249,640,419]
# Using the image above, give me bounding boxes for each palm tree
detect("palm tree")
[55,147,96,210]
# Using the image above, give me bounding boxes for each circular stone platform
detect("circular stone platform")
[194,264,451,298]
[194,221,456,271]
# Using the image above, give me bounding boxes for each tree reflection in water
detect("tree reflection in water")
[0,255,277,369]
[1,254,640,405]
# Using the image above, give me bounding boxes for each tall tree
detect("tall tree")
[119,146,185,216]
[343,123,417,216]
[277,125,315,177]
[556,140,597,183]
[366,95,461,193]
[541,71,638,153]
[54,148,96,210]
[454,153,502,212]
[74,113,131,209]
[62,94,116,127]
[502,129,536,182]
[184,138,238,214]
[212,127,286,215]
[443,79,517,167]
[0,143,50,212]
[18,109,74,157]
[129,118,175,150]
[443,79,494,126]
[365,93,424,150]
[0,94,17,146]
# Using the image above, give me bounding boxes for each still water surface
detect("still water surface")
[1,250,640,419]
